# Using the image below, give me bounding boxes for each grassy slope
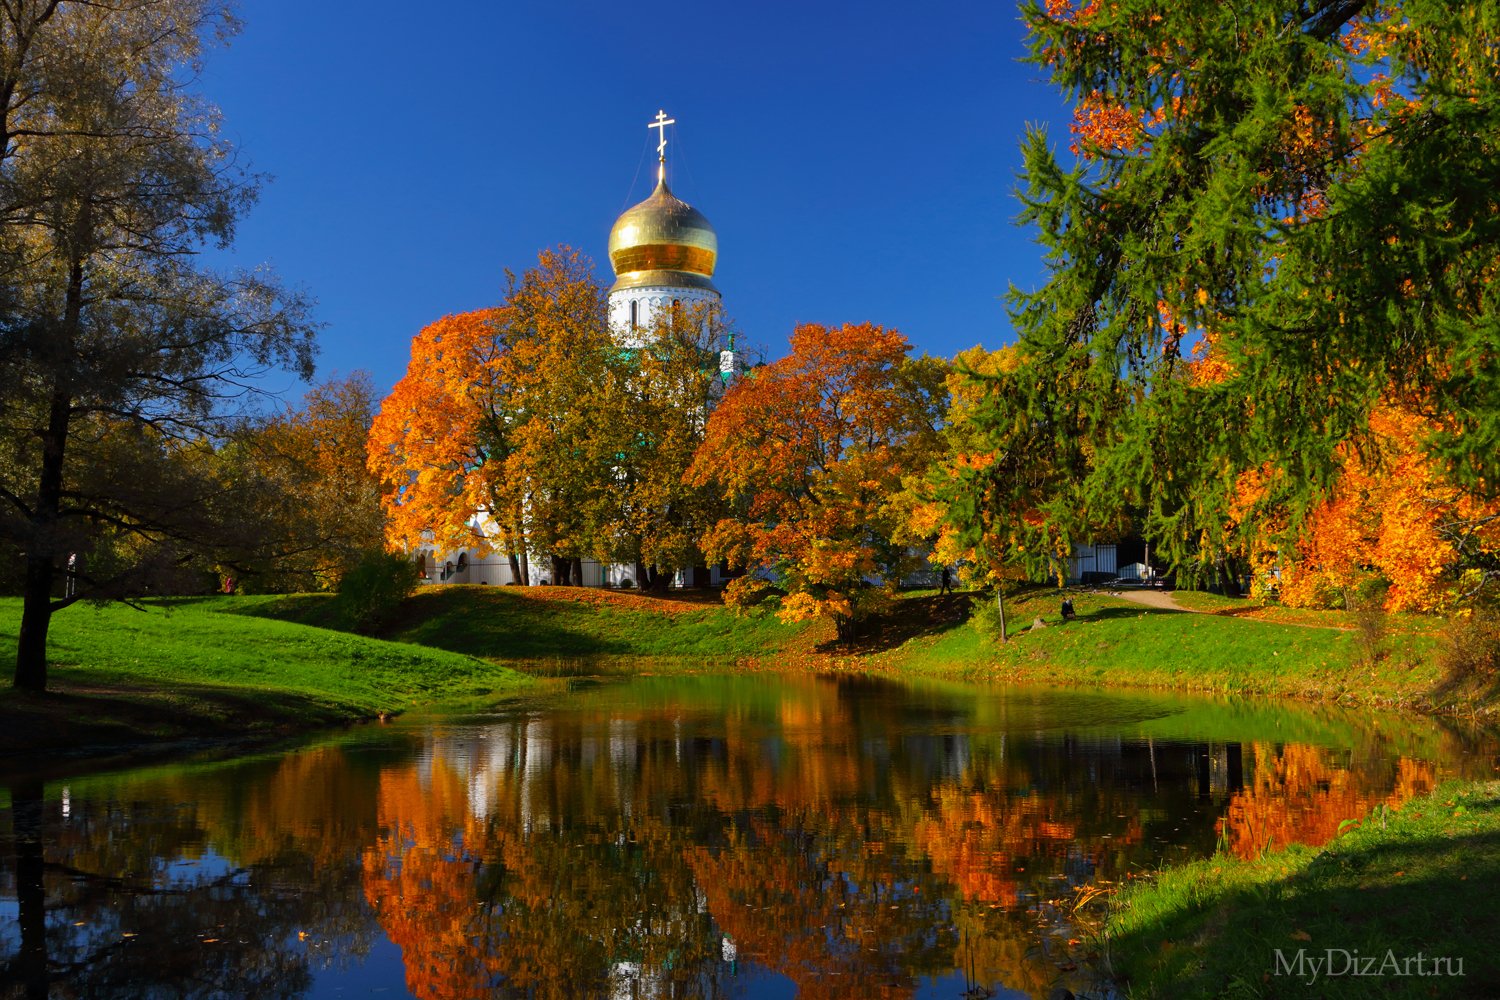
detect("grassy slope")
[1105,780,1500,998]
[0,596,535,762]
[875,589,1454,711]
[242,585,812,661]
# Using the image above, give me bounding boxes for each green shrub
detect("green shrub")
[333,550,421,633]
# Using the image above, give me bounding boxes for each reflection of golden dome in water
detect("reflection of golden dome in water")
[607,177,718,293]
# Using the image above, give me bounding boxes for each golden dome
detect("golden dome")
[607,178,717,293]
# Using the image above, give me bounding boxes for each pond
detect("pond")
[1,673,1495,999]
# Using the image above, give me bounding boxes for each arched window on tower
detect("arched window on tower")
[630,300,639,329]
[671,298,682,328]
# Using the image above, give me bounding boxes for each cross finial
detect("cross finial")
[648,109,676,184]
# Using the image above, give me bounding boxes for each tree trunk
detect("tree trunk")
[14,260,81,691]
[571,556,583,588]
[15,384,75,689]
[506,550,523,586]
[14,557,55,691]
[997,588,1008,643]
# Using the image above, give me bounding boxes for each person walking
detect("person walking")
[939,566,952,595]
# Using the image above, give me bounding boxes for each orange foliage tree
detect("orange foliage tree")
[689,323,947,640]
[1270,403,1500,612]
[367,248,623,584]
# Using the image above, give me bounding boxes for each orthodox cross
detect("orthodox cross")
[649,109,675,183]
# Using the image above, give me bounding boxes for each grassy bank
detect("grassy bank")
[871,589,1469,713]
[1103,779,1500,997]
[0,596,536,768]
[249,584,1473,712]
[241,586,813,661]
[0,581,1480,770]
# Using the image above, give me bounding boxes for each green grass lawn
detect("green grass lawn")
[1104,780,1500,998]
[0,596,537,762]
[876,589,1455,711]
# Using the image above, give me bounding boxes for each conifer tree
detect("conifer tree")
[997,1,1500,572]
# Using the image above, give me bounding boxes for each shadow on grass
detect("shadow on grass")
[816,593,975,655]
[384,588,639,658]
[227,589,620,657]
[1083,606,1189,621]
[0,678,358,778]
[1109,790,1500,998]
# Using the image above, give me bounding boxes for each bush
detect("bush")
[1438,609,1500,704]
[333,550,421,633]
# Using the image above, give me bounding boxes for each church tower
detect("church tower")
[607,111,722,349]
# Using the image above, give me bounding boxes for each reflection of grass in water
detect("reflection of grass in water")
[1106,779,1500,998]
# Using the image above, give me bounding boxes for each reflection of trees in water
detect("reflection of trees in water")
[358,685,1448,1000]
[0,681,1460,1000]
[0,749,380,1000]
[1219,744,1436,859]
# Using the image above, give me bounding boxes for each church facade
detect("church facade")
[417,112,738,588]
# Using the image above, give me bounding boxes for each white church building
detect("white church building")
[418,111,740,588]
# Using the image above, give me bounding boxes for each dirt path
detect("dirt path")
[1110,589,1186,612]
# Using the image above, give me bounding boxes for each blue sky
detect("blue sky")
[199,1,1073,396]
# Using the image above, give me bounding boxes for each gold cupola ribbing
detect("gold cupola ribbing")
[607,177,719,294]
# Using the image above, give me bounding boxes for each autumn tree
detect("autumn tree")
[497,248,622,585]
[1001,1,1500,580]
[1253,403,1500,612]
[224,373,386,591]
[690,323,947,640]
[368,248,620,585]
[0,1,316,690]
[368,308,520,577]
[606,302,738,591]
[900,345,1079,640]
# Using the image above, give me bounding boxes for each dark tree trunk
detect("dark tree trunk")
[571,556,583,587]
[14,556,55,691]
[15,364,76,689]
[14,260,82,691]
[507,550,523,586]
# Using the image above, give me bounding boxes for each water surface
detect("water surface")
[1,673,1493,999]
